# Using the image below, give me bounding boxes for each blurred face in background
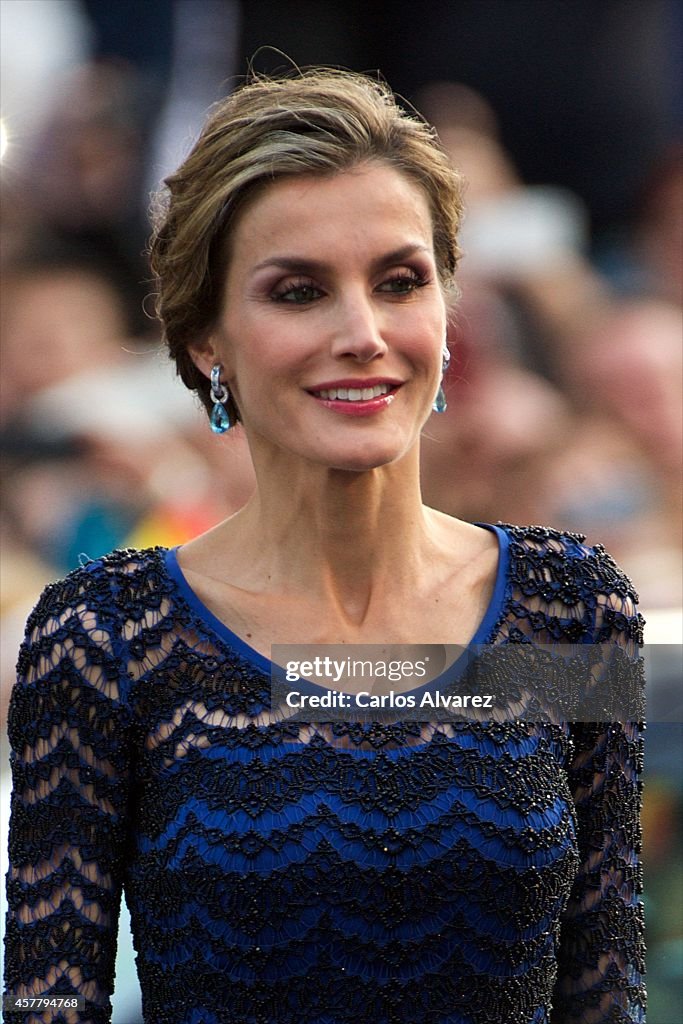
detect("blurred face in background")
[0,267,127,424]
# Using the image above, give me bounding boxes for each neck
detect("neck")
[212,444,441,622]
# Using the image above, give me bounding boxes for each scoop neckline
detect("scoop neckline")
[163,521,510,688]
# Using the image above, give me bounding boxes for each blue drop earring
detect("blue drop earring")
[432,345,451,413]
[209,364,233,434]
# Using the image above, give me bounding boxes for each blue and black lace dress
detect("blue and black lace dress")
[3,523,646,1023]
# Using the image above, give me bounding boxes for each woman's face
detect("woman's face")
[197,161,447,473]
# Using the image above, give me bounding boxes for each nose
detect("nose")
[329,290,388,362]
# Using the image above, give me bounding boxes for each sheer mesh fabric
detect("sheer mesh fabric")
[3,524,646,1023]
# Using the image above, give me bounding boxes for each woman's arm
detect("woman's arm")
[552,574,647,1023]
[3,566,134,1024]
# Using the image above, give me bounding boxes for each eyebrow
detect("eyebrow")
[251,244,433,276]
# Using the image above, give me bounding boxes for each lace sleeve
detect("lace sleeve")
[3,566,133,1024]
[552,554,647,1023]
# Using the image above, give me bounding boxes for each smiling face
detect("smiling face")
[192,162,448,473]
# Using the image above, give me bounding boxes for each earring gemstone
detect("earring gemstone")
[432,385,447,414]
[210,402,231,434]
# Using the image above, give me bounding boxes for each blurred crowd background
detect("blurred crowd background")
[1,1,681,1021]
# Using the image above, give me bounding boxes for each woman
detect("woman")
[3,70,645,1024]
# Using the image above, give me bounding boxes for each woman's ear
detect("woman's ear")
[188,334,225,382]
[188,343,215,382]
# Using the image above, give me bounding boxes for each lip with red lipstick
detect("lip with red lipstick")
[306,377,403,416]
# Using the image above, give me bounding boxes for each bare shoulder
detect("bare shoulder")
[175,515,249,582]
[426,509,500,571]
[421,509,501,618]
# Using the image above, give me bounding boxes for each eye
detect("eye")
[377,271,429,295]
[271,278,324,304]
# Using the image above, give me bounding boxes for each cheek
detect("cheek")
[228,343,294,413]
[409,323,445,370]
[236,323,317,381]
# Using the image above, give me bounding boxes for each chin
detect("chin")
[313,441,410,473]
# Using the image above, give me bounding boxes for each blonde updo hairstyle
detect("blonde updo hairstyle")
[149,68,465,423]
